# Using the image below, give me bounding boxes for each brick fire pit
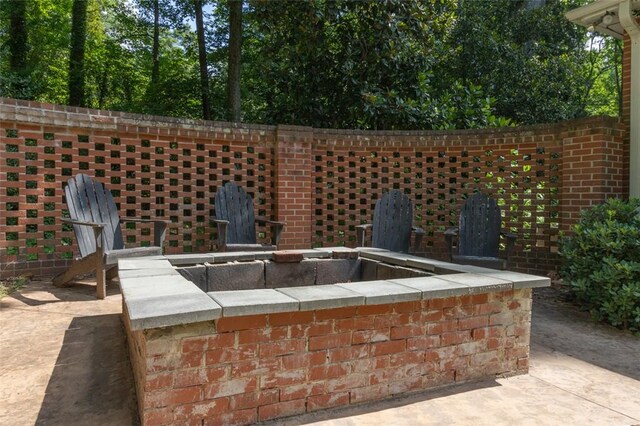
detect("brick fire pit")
[120,248,549,425]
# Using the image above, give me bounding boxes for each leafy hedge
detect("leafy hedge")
[560,198,640,332]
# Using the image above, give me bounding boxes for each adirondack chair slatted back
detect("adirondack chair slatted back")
[214,183,257,245]
[65,174,124,257]
[371,190,413,253]
[458,192,501,258]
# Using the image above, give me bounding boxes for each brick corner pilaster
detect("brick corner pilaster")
[274,125,314,249]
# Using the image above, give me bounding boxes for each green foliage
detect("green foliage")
[560,198,640,332]
[582,36,622,117]
[0,270,30,299]
[443,0,593,125]
[0,0,621,128]
[247,0,509,130]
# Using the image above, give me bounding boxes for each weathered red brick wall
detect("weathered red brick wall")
[0,98,626,277]
[125,289,532,425]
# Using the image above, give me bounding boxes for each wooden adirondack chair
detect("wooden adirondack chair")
[213,182,285,252]
[52,174,168,299]
[356,189,425,253]
[444,192,516,270]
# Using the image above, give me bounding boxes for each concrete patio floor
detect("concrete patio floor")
[0,278,638,426]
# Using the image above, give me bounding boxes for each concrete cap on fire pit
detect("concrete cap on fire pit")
[208,288,299,316]
[277,284,365,311]
[336,280,422,305]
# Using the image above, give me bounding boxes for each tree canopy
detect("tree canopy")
[0,0,621,129]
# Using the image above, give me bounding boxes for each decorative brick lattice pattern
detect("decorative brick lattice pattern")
[0,120,276,269]
[0,99,626,276]
[312,141,562,260]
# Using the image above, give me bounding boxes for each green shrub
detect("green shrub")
[560,198,640,332]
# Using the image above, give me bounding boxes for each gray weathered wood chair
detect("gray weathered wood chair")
[444,192,516,270]
[356,189,425,253]
[213,182,285,251]
[53,174,168,299]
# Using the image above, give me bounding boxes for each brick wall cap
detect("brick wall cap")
[273,250,305,263]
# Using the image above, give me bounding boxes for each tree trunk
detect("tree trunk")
[8,0,28,73]
[151,0,160,88]
[194,0,211,120]
[7,0,29,97]
[227,0,242,122]
[98,68,108,109]
[69,0,88,107]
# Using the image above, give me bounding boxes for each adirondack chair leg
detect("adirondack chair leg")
[356,227,366,247]
[52,252,100,287]
[92,226,106,299]
[444,229,458,262]
[153,221,168,247]
[96,258,106,299]
[215,221,228,251]
[412,231,425,255]
[272,223,285,246]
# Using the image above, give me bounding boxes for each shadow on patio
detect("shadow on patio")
[35,313,138,425]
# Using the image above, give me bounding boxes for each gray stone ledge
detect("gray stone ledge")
[118,257,173,270]
[357,251,436,273]
[212,252,259,263]
[476,271,550,289]
[277,285,365,311]
[119,254,549,331]
[435,273,513,294]
[389,276,473,299]
[165,253,216,266]
[337,280,422,305]
[119,261,222,330]
[354,247,390,253]
[118,255,171,269]
[119,275,199,301]
[435,264,499,274]
[404,257,438,272]
[118,266,180,279]
[126,293,222,330]
[208,289,299,316]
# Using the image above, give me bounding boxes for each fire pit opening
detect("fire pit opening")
[174,250,434,292]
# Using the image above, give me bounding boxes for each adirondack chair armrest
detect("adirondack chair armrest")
[62,219,106,253]
[62,218,106,229]
[120,218,170,247]
[444,227,459,237]
[355,224,372,247]
[255,218,286,246]
[212,219,230,251]
[120,218,170,224]
[444,227,459,261]
[501,231,517,259]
